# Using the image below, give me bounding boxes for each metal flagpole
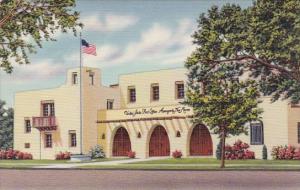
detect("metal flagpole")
[79,32,83,155]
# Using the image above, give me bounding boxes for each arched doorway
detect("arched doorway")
[149,125,170,157]
[190,124,213,156]
[112,127,131,156]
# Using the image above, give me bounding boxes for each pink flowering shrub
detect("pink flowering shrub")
[127,151,136,158]
[172,150,183,159]
[225,140,255,160]
[55,151,71,160]
[271,145,300,160]
[23,152,33,160]
[293,150,300,160]
[0,149,32,160]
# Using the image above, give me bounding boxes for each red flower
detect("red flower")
[224,140,255,160]
[172,150,183,159]
[127,151,136,158]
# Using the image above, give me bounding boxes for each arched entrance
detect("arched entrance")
[190,124,213,156]
[112,127,131,156]
[149,125,170,157]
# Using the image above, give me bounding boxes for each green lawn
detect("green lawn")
[0,159,69,169]
[91,158,128,162]
[0,158,127,168]
[1,158,300,170]
[0,164,43,168]
[0,159,70,164]
[77,158,300,170]
[132,158,300,165]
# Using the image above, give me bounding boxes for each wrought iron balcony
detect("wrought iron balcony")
[32,116,57,131]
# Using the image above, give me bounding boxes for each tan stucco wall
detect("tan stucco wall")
[97,105,199,158]
[14,67,120,159]
[14,86,81,159]
[260,97,289,158]
[288,105,300,146]
[98,98,290,160]
[97,68,292,160]
[219,97,290,159]
[80,68,120,153]
[119,68,187,108]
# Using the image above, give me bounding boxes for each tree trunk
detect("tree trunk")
[220,126,226,168]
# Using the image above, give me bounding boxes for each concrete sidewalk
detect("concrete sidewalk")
[33,157,164,169]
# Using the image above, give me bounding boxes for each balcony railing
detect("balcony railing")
[32,116,57,131]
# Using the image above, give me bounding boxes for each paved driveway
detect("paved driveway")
[0,170,300,190]
[33,157,164,168]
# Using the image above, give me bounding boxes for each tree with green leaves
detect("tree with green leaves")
[185,61,262,168]
[185,0,300,168]
[189,0,300,103]
[0,100,14,149]
[0,0,82,73]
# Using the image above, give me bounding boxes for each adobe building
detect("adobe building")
[97,68,300,159]
[14,67,119,159]
[14,67,300,159]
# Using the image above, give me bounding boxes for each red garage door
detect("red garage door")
[149,126,170,157]
[190,124,213,156]
[112,127,131,156]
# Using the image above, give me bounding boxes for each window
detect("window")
[69,131,77,147]
[151,84,159,101]
[72,72,78,85]
[24,119,31,133]
[250,122,264,145]
[89,73,94,85]
[42,102,55,116]
[45,134,52,148]
[298,123,300,144]
[107,99,114,110]
[128,87,136,103]
[175,81,184,99]
[24,143,30,149]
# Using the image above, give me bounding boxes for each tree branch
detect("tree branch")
[0,0,22,28]
[0,1,70,29]
[213,55,292,75]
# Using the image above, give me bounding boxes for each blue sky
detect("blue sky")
[0,0,252,107]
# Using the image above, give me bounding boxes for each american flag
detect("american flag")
[81,39,97,56]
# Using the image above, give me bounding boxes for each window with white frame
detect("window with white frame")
[128,86,136,103]
[69,131,77,147]
[250,122,264,145]
[175,81,184,99]
[89,73,94,85]
[45,134,52,148]
[24,143,30,148]
[24,119,31,133]
[72,72,78,85]
[151,83,159,101]
[107,99,114,110]
[42,102,55,116]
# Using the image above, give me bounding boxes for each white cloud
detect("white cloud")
[81,14,139,32]
[0,18,197,103]
[2,60,68,84]
[63,18,196,68]
[65,44,121,68]
[111,19,196,65]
